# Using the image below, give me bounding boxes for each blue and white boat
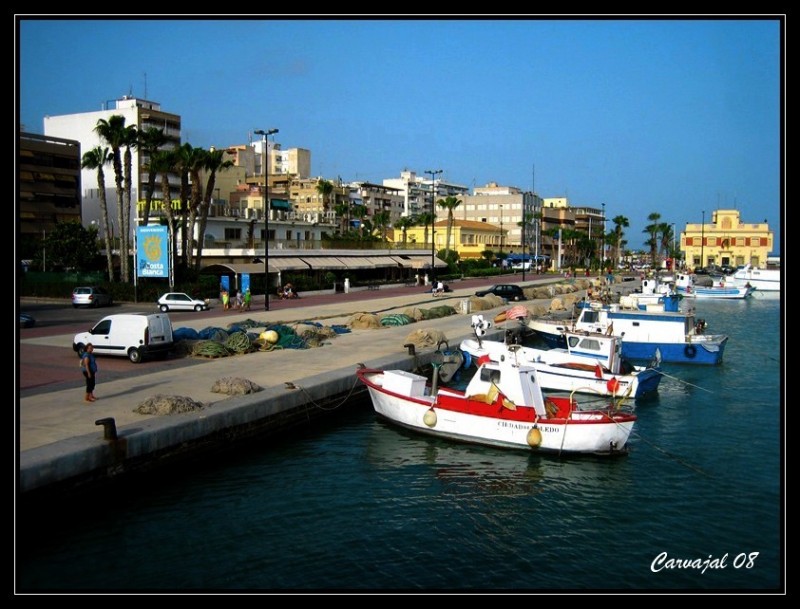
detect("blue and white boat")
[674,273,754,299]
[527,300,728,365]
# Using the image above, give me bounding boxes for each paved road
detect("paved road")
[18,273,552,396]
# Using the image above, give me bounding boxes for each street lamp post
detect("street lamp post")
[499,205,504,254]
[700,210,705,271]
[601,202,606,272]
[255,128,279,310]
[425,169,442,281]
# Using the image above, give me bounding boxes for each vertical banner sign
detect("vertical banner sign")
[241,274,251,292]
[136,225,169,279]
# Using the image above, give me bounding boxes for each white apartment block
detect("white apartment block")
[43,96,181,236]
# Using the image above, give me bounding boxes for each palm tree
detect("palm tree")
[172,143,197,272]
[150,149,179,268]
[372,210,392,243]
[350,204,367,238]
[437,196,461,258]
[417,212,434,248]
[120,123,138,282]
[81,146,114,281]
[184,146,209,266]
[643,212,661,267]
[393,216,417,247]
[94,115,128,279]
[315,179,334,211]
[194,149,234,269]
[611,215,629,270]
[138,127,169,226]
[333,201,350,234]
[658,222,673,263]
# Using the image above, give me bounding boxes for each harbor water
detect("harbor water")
[16,297,783,592]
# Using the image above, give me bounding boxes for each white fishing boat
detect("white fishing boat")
[726,264,780,296]
[460,315,661,399]
[356,348,637,455]
[674,273,754,299]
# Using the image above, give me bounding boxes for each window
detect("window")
[224,228,242,240]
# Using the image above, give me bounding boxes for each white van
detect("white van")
[72,313,174,363]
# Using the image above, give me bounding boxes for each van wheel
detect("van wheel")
[128,347,143,363]
[75,343,86,356]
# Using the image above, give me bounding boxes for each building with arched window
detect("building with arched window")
[680,209,774,270]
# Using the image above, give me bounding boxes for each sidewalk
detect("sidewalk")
[18,275,591,493]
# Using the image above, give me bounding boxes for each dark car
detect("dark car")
[474,284,526,301]
[19,313,36,328]
[71,286,113,308]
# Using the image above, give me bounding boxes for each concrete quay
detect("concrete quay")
[18,275,596,496]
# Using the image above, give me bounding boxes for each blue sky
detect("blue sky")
[17,17,783,254]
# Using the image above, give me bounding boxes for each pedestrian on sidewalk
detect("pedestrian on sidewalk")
[80,343,98,402]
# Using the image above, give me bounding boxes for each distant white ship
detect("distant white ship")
[726,264,780,297]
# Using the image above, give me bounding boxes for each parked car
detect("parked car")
[474,284,526,301]
[19,313,36,328]
[72,313,174,363]
[157,292,210,312]
[71,286,113,308]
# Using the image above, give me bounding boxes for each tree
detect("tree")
[611,215,629,269]
[333,201,350,234]
[643,212,661,267]
[184,146,208,268]
[44,221,99,271]
[94,115,128,280]
[138,127,169,227]
[437,196,461,258]
[658,222,673,263]
[194,148,234,269]
[150,149,179,271]
[120,123,138,282]
[81,146,114,281]
[172,143,197,272]
[417,212,434,248]
[372,210,392,243]
[393,216,417,247]
[315,179,334,211]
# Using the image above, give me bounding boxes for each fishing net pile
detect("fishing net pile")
[211,377,263,395]
[403,328,448,348]
[134,394,206,415]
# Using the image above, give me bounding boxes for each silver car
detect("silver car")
[72,286,113,308]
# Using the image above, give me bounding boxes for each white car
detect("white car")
[157,292,210,312]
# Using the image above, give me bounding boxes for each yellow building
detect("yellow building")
[681,209,774,269]
[403,219,504,259]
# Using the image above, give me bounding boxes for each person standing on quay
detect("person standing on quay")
[80,343,98,402]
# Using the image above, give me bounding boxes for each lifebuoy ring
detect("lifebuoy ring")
[684,344,697,359]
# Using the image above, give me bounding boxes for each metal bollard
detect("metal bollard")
[95,417,118,441]
[403,343,416,356]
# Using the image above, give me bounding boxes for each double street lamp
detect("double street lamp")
[255,128,279,310]
[425,169,443,281]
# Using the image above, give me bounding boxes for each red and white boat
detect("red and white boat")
[356,347,636,455]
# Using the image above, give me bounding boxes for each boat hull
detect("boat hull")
[359,370,635,455]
